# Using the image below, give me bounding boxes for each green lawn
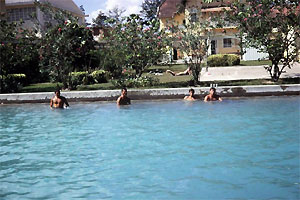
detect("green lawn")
[240,60,272,66]
[19,60,297,93]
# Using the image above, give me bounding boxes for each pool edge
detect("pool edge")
[0,84,299,104]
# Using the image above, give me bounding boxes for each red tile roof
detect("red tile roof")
[158,0,182,19]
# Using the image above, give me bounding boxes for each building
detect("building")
[1,0,85,30]
[158,0,241,60]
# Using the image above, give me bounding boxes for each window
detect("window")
[223,38,232,48]
[7,7,36,22]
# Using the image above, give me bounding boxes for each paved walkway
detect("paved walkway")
[200,62,300,81]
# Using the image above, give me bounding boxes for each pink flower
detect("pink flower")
[157,36,161,39]
[178,36,182,40]
[58,28,62,32]
[295,5,300,16]
[257,4,262,7]
[282,7,289,16]
[1,43,4,46]
[243,18,248,21]
[270,8,280,18]
[64,21,68,25]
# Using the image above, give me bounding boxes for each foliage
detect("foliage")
[70,70,108,88]
[91,70,108,83]
[168,21,210,85]
[225,0,300,82]
[39,18,97,89]
[0,74,26,93]
[207,54,240,67]
[101,14,168,79]
[140,0,162,22]
[92,11,109,28]
[0,20,40,93]
[112,76,159,88]
[70,71,89,87]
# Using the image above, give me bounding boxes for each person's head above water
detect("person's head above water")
[189,88,195,96]
[209,87,216,95]
[121,88,127,96]
[55,89,61,97]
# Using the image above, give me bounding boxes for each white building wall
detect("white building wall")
[243,48,268,61]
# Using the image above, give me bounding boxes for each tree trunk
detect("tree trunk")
[272,62,280,82]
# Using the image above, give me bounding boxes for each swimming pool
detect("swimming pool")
[0,96,299,199]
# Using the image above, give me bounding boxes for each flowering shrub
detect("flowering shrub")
[39,20,97,89]
[101,14,168,79]
[226,0,300,81]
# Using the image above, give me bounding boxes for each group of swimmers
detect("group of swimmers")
[50,87,222,108]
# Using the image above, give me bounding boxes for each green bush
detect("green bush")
[112,76,159,88]
[1,74,26,93]
[70,71,94,88]
[207,54,240,67]
[91,70,107,83]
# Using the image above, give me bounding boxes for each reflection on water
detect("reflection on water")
[0,97,299,199]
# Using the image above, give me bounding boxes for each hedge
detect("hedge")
[0,74,26,93]
[207,54,240,67]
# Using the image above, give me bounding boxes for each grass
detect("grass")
[240,60,272,66]
[21,82,64,93]
[19,60,297,93]
[20,77,299,93]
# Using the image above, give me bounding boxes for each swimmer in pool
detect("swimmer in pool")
[184,88,196,101]
[117,88,131,105]
[50,90,69,109]
[204,87,222,102]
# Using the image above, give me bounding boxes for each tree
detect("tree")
[108,7,125,24]
[225,0,300,82]
[37,2,97,90]
[101,14,168,79]
[92,11,109,28]
[0,20,40,92]
[167,20,211,85]
[140,0,162,22]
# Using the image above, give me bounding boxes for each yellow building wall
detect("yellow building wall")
[159,13,185,30]
[159,0,242,59]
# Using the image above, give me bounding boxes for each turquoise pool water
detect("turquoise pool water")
[0,96,299,199]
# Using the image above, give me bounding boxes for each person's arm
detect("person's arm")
[64,98,70,107]
[204,95,208,102]
[50,99,53,108]
[184,96,188,100]
[218,97,223,101]
[117,96,121,105]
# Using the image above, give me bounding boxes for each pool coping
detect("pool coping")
[0,84,299,104]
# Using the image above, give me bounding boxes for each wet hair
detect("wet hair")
[189,88,195,94]
[210,87,216,92]
[55,89,60,94]
[122,88,127,92]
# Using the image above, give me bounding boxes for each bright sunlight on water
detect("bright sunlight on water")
[0,96,299,199]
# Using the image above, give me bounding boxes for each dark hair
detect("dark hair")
[189,88,195,94]
[55,89,60,94]
[122,88,127,92]
[210,87,216,92]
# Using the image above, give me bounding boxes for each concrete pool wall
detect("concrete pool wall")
[0,84,299,104]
